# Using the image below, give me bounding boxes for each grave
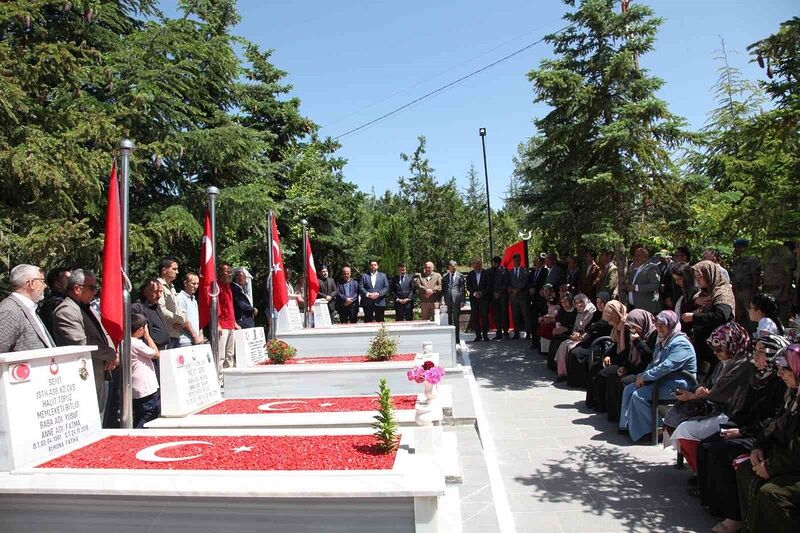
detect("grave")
[0,345,461,532]
[233,327,268,368]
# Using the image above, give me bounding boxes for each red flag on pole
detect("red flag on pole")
[501,240,528,269]
[198,209,216,329]
[305,234,319,305]
[100,161,124,346]
[271,217,289,311]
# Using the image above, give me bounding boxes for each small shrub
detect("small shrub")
[366,324,398,361]
[267,339,296,364]
[372,378,399,453]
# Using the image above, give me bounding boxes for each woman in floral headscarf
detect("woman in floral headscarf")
[682,260,736,375]
[665,321,755,472]
[696,334,789,532]
[735,343,800,533]
[618,310,697,442]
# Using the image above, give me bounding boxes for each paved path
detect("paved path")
[466,338,718,533]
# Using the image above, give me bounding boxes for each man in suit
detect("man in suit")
[489,256,509,340]
[415,261,442,321]
[442,260,466,343]
[0,264,55,352]
[391,263,415,321]
[566,255,581,294]
[508,254,531,339]
[359,260,389,322]
[317,265,337,323]
[622,247,662,315]
[53,269,118,411]
[528,254,550,349]
[337,266,360,324]
[579,250,602,301]
[466,258,492,342]
[545,253,566,288]
[232,268,257,328]
[38,267,71,338]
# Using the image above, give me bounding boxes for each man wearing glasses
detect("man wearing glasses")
[53,269,118,411]
[0,264,55,352]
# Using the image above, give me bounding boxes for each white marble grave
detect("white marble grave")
[312,299,333,328]
[233,327,268,367]
[159,344,222,417]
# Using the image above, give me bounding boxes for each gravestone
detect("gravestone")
[312,300,332,328]
[159,344,221,417]
[0,345,101,471]
[275,299,304,334]
[233,327,268,367]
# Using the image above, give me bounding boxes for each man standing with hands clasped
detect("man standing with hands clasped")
[467,258,491,342]
[415,261,442,321]
[391,263,415,321]
[442,261,466,344]
[337,266,360,324]
[359,260,389,322]
[508,253,530,340]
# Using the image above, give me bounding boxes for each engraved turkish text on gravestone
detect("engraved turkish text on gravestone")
[159,344,221,417]
[234,327,267,367]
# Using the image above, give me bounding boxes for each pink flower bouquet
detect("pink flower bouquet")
[407,361,445,385]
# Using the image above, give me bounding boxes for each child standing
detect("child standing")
[130,313,161,428]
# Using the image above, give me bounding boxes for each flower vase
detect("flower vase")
[424,381,438,401]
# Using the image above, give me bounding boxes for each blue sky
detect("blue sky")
[165,1,796,207]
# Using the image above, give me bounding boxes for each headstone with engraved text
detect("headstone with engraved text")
[233,327,268,368]
[159,344,221,417]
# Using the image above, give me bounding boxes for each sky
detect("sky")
[164,0,796,208]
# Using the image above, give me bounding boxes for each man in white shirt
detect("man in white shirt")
[358,260,389,322]
[129,313,161,428]
[0,264,55,352]
[175,272,204,347]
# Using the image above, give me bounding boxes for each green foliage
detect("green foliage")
[266,339,296,364]
[372,378,399,453]
[366,324,398,362]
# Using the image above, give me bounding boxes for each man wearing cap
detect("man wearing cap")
[731,239,761,331]
[489,256,509,340]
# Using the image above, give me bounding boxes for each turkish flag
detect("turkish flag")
[305,234,319,306]
[100,161,124,346]
[198,209,217,329]
[271,217,289,311]
[502,240,528,269]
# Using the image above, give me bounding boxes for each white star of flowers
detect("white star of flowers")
[319,402,334,408]
[232,446,252,453]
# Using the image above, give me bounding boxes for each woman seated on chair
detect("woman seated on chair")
[604,309,658,423]
[663,321,755,472]
[586,300,629,412]
[618,310,697,442]
[555,294,599,381]
[546,292,577,371]
[735,343,800,533]
[566,292,612,388]
[696,334,789,532]
[535,284,559,352]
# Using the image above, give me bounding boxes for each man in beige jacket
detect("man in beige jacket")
[415,261,442,321]
[157,257,187,348]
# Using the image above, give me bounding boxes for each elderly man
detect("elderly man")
[175,272,204,347]
[157,257,187,349]
[622,247,662,315]
[53,269,118,410]
[215,264,239,372]
[336,266,360,324]
[317,265,337,322]
[232,268,257,329]
[442,261,465,343]
[415,261,442,321]
[0,264,55,352]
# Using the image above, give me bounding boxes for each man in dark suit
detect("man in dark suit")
[528,254,550,349]
[231,268,257,329]
[38,266,71,338]
[317,265,337,323]
[53,269,118,410]
[0,264,55,352]
[391,263,415,321]
[507,253,531,339]
[466,258,492,342]
[489,256,509,340]
[358,260,389,322]
[579,250,602,301]
[442,260,466,343]
[337,266,360,324]
[566,255,582,294]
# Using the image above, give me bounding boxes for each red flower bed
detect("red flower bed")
[197,395,418,415]
[37,435,397,471]
[259,353,416,365]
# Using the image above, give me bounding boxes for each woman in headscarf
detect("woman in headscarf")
[586,300,628,411]
[546,292,578,372]
[566,292,612,388]
[682,260,735,376]
[735,343,800,533]
[664,321,755,472]
[605,309,658,423]
[535,284,559,353]
[697,334,789,532]
[555,294,598,381]
[670,262,698,335]
[618,310,697,442]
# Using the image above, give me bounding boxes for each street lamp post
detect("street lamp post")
[479,127,494,258]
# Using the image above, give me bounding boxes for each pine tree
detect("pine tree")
[372,378,399,453]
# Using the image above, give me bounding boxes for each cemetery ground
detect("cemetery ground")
[462,339,720,533]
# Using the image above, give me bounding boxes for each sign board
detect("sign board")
[159,344,221,417]
[234,327,268,368]
[0,345,101,471]
[312,300,332,328]
[275,299,304,334]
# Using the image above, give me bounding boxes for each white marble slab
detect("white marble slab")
[233,327,268,367]
[159,345,222,417]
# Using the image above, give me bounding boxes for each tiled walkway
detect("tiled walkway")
[466,338,718,533]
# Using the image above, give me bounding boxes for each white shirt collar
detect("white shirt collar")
[11,291,38,312]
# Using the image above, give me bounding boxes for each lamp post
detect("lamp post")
[479,127,494,258]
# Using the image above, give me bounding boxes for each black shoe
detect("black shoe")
[511,333,520,339]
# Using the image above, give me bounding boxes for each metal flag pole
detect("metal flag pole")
[479,127,494,259]
[207,187,220,360]
[118,139,134,429]
[301,219,310,328]
[267,211,275,339]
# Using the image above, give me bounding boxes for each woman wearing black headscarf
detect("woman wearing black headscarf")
[566,292,612,388]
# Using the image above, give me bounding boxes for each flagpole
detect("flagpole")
[207,187,220,362]
[267,211,275,339]
[118,139,134,429]
[301,219,310,329]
